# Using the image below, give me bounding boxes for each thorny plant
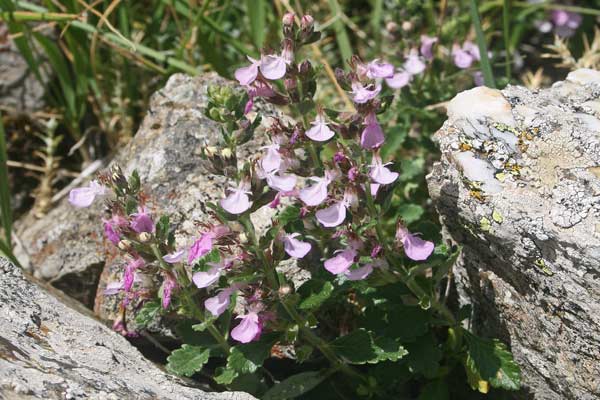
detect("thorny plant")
[69,14,520,399]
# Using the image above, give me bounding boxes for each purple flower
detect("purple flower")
[192,261,223,289]
[551,10,581,37]
[370,183,380,197]
[404,51,426,75]
[205,288,234,317]
[420,35,438,60]
[130,207,154,233]
[162,275,177,309]
[282,233,311,258]
[265,172,297,192]
[103,220,121,245]
[351,82,381,104]
[163,249,186,264]
[324,248,357,274]
[260,144,282,173]
[68,180,106,208]
[188,234,214,263]
[123,258,145,292]
[305,113,335,141]
[347,167,359,182]
[235,56,260,86]
[365,59,394,79]
[220,181,252,214]
[231,312,262,343]
[369,154,398,185]
[316,201,347,227]
[452,43,474,69]
[473,71,484,87]
[104,280,124,295]
[361,112,385,149]
[260,54,288,80]
[395,226,434,261]
[385,70,411,89]
[299,172,332,206]
[344,263,373,281]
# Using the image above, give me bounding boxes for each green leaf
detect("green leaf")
[192,248,221,272]
[404,333,442,378]
[397,204,424,224]
[166,345,211,377]
[399,158,425,182]
[246,0,266,49]
[0,115,13,248]
[135,300,161,328]
[214,366,239,385]
[331,329,406,365]
[155,215,170,241]
[464,331,521,391]
[227,333,279,374]
[418,380,449,400]
[263,371,327,400]
[298,280,334,310]
[128,170,141,193]
[277,205,301,227]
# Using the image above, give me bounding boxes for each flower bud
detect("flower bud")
[282,12,295,27]
[278,285,292,297]
[118,239,132,251]
[282,38,294,64]
[138,232,151,243]
[300,15,314,31]
[298,60,312,76]
[401,21,413,32]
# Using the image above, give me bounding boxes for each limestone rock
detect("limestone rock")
[427,70,600,399]
[14,73,273,314]
[0,258,256,400]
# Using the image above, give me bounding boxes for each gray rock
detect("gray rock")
[14,73,273,314]
[0,257,257,400]
[427,69,600,399]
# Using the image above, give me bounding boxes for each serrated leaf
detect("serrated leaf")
[331,329,405,365]
[298,280,334,310]
[166,345,211,377]
[373,336,408,362]
[404,332,442,378]
[227,333,279,374]
[418,380,449,400]
[263,371,327,400]
[192,249,221,273]
[464,332,521,391]
[135,300,161,328]
[277,206,301,227]
[397,204,425,224]
[214,367,239,385]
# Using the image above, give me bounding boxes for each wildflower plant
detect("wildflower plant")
[70,14,520,399]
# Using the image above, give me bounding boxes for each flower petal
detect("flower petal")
[367,59,394,79]
[188,234,213,263]
[192,266,221,289]
[324,248,356,274]
[163,250,186,264]
[283,234,312,258]
[305,122,335,141]
[385,71,411,89]
[260,55,287,80]
[316,202,346,227]
[205,289,233,317]
[220,189,252,214]
[344,263,373,281]
[299,179,328,206]
[235,62,259,86]
[266,173,297,192]
[231,313,262,343]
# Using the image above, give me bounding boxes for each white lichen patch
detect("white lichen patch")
[447,86,516,127]
[453,151,502,194]
[566,68,600,85]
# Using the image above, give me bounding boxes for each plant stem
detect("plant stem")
[0,11,79,22]
[240,215,279,290]
[469,0,496,88]
[502,0,512,81]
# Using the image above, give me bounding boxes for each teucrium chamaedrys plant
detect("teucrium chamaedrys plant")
[69,13,521,399]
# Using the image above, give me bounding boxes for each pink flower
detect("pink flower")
[282,233,311,258]
[369,154,398,185]
[265,172,297,192]
[316,201,347,227]
[235,56,260,86]
[260,54,288,80]
[462,41,481,61]
[192,261,223,289]
[385,70,411,89]
[420,35,438,60]
[344,263,373,281]
[130,207,154,233]
[123,258,145,292]
[370,183,380,197]
[324,248,357,274]
[261,144,282,173]
[404,51,426,75]
[163,249,186,264]
[299,173,332,206]
[103,220,121,245]
[396,226,434,261]
[305,113,335,141]
[68,180,106,208]
[231,312,262,343]
[347,167,359,182]
[220,181,252,214]
[104,280,124,295]
[551,10,581,37]
[452,44,474,69]
[351,82,381,104]
[205,288,235,317]
[361,112,385,149]
[365,59,394,79]
[162,275,177,309]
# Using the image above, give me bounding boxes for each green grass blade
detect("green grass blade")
[246,0,266,50]
[326,0,353,69]
[370,0,383,52]
[469,0,496,88]
[0,115,13,247]
[503,0,511,81]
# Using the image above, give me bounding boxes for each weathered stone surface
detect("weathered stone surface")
[0,258,257,400]
[14,73,273,314]
[0,22,48,113]
[427,69,600,400]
